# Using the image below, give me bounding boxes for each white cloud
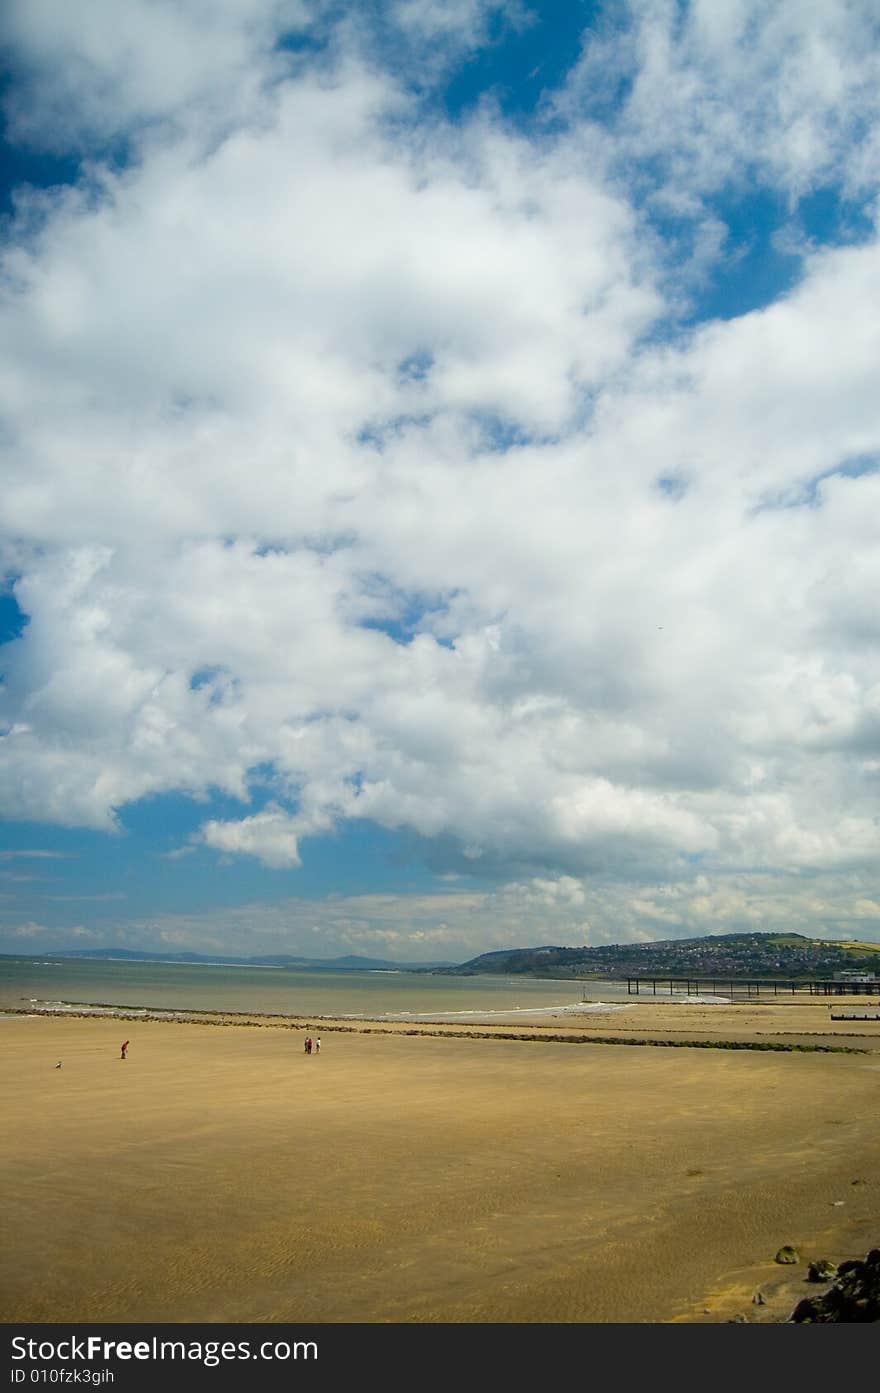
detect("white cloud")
[391,0,529,49]
[6,866,878,960]
[1,2,879,951]
[0,849,69,860]
[0,0,308,150]
[557,0,880,201]
[200,805,304,869]
[10,920,50,938]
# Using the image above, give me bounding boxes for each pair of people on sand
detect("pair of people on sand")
[304,1036,321,1054]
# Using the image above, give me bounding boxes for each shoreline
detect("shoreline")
[1,1007,870,1054]
[4,992,880,1054]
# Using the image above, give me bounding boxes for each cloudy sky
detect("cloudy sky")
[1,1,878,963]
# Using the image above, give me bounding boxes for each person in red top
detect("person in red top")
[120,1040,129,1059]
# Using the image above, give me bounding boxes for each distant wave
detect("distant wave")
[24,998,179,1018]
[661,994,731,1005]
[338,1001,639,1021]
[10,996,635,1024]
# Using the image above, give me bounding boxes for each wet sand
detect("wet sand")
[1,1000,878,1324]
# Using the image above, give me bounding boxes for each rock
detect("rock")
[808,1259,838,1283]
[790,1297,823,1322]
[775,1245,799,1264]
[788,1249,880,1322]
[752,1290,766,1305]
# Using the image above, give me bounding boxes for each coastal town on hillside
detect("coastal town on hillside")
[445,933,880,982]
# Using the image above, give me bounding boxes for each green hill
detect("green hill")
[439,932,879,980]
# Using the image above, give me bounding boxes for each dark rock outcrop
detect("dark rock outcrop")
[789,1249,880,1322]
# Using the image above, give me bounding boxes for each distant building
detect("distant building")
[833,970,876,983]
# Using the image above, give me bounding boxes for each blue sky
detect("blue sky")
[1,2,879,961]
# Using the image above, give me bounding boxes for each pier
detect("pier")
[625,976,880,998]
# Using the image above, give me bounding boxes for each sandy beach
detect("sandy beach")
[2,998,878,1324]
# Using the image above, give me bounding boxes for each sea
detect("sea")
[0,953,640,1023]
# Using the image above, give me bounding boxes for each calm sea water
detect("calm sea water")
[0,954,632,1020]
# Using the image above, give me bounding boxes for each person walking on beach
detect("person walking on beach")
[120,1040,129,1060]
[305,1036,312,1055]
[314,1038,321,1053]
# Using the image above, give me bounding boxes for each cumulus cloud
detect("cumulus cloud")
[6,865,878,960]
[1,1,878,951]
[201,805,304,869]
[0,0,307,150]
[558,0,880,200]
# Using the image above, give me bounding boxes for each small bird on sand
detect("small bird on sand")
[55,1060,62,1068]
